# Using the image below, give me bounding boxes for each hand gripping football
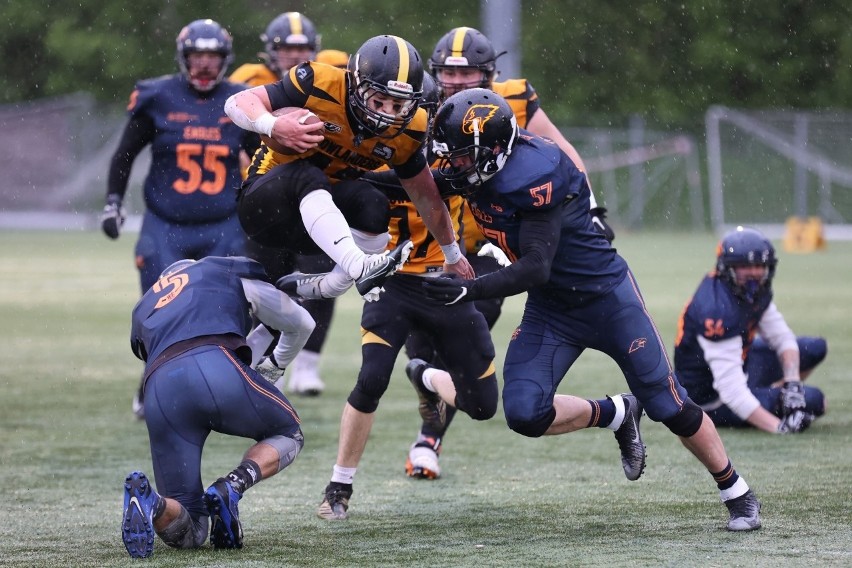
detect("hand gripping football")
[261,107,324,154]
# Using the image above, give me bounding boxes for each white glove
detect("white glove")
[256,355,285,383]
[477,243,511,267]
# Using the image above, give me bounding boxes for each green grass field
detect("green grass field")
[1,230,850,567]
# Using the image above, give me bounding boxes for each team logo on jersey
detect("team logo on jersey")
[323,121,342,134]
[628,338,647,353]
[297,66,309,80]
[372,143,395,161]
[462,104,499,135]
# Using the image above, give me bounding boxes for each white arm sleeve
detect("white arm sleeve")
[697,334,761,420]
[757,302,799,354]
[240,278,316,368]
[224,95,277,136]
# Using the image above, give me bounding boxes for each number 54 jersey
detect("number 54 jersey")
[128,74,258,223]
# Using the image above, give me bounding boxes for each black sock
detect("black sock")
[226,459,262,494]
[710,460,739,491]
[587,398,616,428]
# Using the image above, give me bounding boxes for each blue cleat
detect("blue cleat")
[121,471,158,558]
[204,478,243,549]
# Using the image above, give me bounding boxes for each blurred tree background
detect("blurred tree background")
[1,0,850,129]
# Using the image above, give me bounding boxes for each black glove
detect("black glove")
[590,206,615,242]
[777,410,815,434]
[100,195,125,240]
[256,354,285,383]
[422,274,476,305]
[779,380,806,415]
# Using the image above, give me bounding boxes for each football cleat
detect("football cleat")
[287,350,325,396]
[406,358,447,433]
[405,437,442,479]
[612,393,646,481]
[203,478,243,549]
[317,482,352,521]
[276,272,330,299]
[122,471,159,559]
[724,489,762,531]
[355,240,413,296]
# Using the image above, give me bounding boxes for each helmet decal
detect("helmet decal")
[462,104,499,135]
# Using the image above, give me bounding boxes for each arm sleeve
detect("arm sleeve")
[757,302,799,354]
[697,334,761,420]
[240,278,316,368]
[106,113,155,200]
[469,203,561,300]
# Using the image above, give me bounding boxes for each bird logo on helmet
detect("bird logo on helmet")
[348,35,424,138]
[175,19,234,92]
[431,88,518,193]
[715,226,778,303]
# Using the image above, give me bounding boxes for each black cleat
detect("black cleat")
[725,489,762,531]
[355,240,413,296]
[612,393,646,481]
[276,272,329,299]
[406,358,447,433]
[317,482,353,521]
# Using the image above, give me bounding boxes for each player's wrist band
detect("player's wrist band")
[254,113,277,137]
[441,242,463,265]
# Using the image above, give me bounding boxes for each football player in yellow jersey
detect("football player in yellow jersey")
[225,35,472,308]
[306,74,498,520]
[229,12,339,397]
[400,26,617,480]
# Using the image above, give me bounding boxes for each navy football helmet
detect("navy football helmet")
[261,12,320,76]
[348,35,424,137]
[716,226,777,302]
[431,88,518,193]
[175,19,234,92]
[159,259,196,279]
[429,27,501,96]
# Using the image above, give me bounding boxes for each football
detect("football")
[260,107,324,155]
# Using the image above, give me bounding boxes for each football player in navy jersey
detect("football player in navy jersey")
[422,88,763,532]
[401,27,615,478]
[100,19,261,418]
[675,226,826,433]
[121,256,314,558]
[224,35,473,305]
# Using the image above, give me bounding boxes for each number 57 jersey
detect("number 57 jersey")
[128,74,258,223]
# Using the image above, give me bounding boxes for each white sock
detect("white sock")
[316,265,355,297]
[352,228,391,254]
[606,394,626,431]
[292,349,320,373]
[421,368,438,393]
[299,190,366,279]
[331,464,356,485]
[720,477,750,502]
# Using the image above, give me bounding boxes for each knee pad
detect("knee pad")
[158,507,206,549]
[262,431,304,472]
[506,406,556,438]
[662,398,704,437]
[347,388,381,414]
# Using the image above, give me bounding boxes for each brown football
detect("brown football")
[260,107,324,155]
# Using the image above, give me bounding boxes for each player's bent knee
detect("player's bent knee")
[506,406,556,438]
[347,389,381,414]
[158,507,206,549]
[662,398,704,437]
[263,430,304,472]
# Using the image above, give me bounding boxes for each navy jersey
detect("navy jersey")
[468,131,627,307]
[130,256,268,367]
[129,74,257,223]
[674,274,773,405]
